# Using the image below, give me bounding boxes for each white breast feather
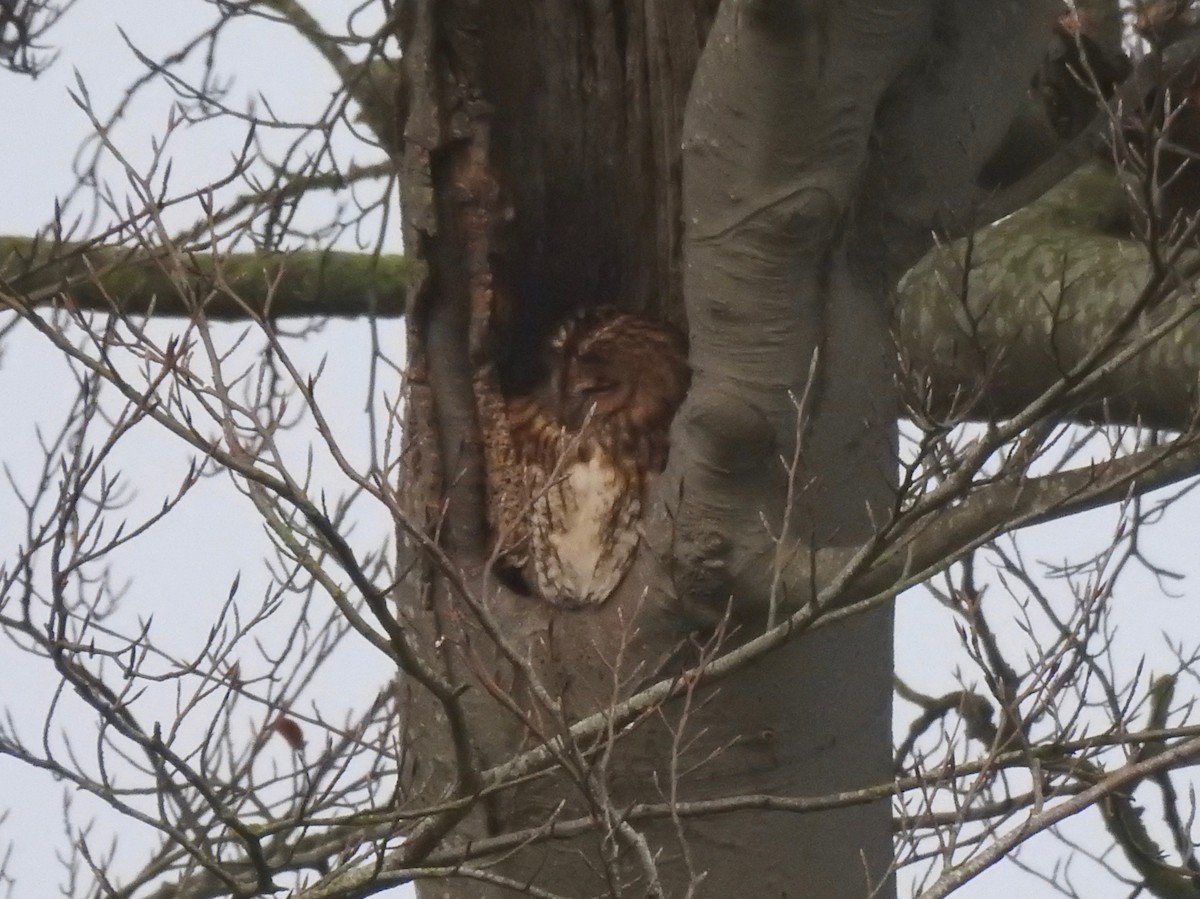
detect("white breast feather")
[532,450,640,606]
[549,454,619,588]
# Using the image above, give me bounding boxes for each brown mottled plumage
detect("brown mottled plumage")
[487,310,689,607]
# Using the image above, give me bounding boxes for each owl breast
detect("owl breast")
[531,448,641,607]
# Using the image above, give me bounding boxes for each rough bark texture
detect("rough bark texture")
[395,2,1058,898]
[397,3,729,897]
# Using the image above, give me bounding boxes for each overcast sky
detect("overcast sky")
[2,3,1199,898]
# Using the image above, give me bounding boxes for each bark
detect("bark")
[666,3,1056,896]
[396,3,739,898]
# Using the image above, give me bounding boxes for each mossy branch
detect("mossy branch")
[899,162,1200,431]
[0,236,421,319]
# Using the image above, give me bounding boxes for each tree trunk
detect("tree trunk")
[397,2,1055,897]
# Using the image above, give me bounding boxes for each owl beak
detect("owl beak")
[563,392,596,430]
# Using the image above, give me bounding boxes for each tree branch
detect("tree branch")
[899,163,1200,432]
[0,236,419,319]
[974,30,1200,229]
[675,418,1200,634]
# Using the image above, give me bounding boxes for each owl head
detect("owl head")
[545,308,690,434]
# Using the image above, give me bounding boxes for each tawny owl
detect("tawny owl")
[488,309,689,608]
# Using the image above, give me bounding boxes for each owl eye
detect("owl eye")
[579,378,617,395]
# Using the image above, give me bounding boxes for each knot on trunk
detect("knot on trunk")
[682,384,774,474]
[673,519,736,622]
